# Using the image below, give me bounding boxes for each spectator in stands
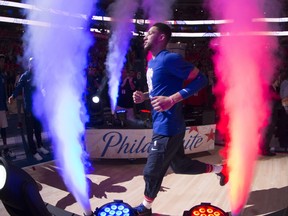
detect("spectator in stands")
[116,68,139,124]
[8,57,49,161]
[0,54,14,158]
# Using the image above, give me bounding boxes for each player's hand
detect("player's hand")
[133,91,145,104]
[151,96,174,112]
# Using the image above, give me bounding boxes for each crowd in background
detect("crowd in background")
[0,27,226,119]
[0,26,288,153]
[0,27,23,97]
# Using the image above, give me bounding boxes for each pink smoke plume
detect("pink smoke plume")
[207,0,279,215]
[105,0,139,112]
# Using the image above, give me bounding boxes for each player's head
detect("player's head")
[143,23,172,52]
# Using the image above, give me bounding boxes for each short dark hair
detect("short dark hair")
[152,22,172,42]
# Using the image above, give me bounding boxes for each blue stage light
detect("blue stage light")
[94,200,135,216]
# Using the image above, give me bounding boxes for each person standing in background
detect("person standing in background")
[8,57,49,161]
[260,75,281,156]
[0,54,14,158]
[278,71,288,150]
[14,70,24,129]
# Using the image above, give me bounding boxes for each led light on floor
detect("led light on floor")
[94,200,135,216]
[182,202,228,216]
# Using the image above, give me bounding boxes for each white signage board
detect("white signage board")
[85,125,216,159]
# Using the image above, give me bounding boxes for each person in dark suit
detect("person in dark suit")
[8,58,49,161]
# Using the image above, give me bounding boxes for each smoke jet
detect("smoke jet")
[141,0,176,24]
[207,0,279,214]
[105,0,139,113]
[22,0,97,214]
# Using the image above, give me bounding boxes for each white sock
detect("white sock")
[212,165,223,173]
[143,200,152,209]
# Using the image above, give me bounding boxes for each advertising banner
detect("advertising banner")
[85,124,216,159]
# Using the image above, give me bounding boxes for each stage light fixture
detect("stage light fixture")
[92,95,100,104]
[0,162,7,190]
[91,75,109,105]
[182,202,228,216]
[94,199,135,216]
[0,157,51,216]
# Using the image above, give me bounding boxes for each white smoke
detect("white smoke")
[142,0,176,23]
[105,0,139,112]
[22,0,97,214]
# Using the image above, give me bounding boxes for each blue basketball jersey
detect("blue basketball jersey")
[146,50,194,136]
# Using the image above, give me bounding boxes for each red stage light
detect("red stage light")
[183,202,228,216]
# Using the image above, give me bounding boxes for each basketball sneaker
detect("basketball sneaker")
[216,163,229,186]
[133,204,152,216]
